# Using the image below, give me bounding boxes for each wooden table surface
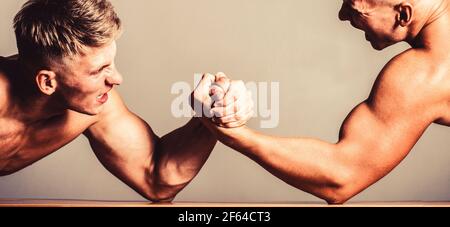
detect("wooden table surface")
[0,199,449,207]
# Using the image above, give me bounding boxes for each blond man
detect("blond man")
[0,0,253,201]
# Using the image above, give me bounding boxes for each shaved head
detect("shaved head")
[345,0,419,8]
[339,0,440,50]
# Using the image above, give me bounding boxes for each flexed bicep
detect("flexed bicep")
[83,89,162,201]
[333,53,442,198]
[335,101,430,191]
[84,89,217,202]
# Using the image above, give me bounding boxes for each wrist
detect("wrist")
[189,117,217,140]
[215,124,250,144]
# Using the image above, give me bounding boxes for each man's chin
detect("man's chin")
[369,41,386,51]
[70,106,103,116]
[369,39,398,51]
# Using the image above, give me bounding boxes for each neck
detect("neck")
[9,61,67,125]
[17,93,67,125]
[407,0,449,50]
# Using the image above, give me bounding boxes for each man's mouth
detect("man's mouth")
[97,93,109,104]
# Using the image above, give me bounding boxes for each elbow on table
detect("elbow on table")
[320,169,368,205]
[140,188,177,203]
[0,164,21,177]
[140,174,187,203]
[322,188,356,205]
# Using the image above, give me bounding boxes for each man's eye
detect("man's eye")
[93,70,103,77]
[93,65,113,76]
[104,66,113,74]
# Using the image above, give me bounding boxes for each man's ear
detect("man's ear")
[396,3,413,27]
[35,70,58,95]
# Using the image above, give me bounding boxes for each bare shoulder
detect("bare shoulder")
[99,88,129,118]
[83,87,157,142]
[368,49,443,120]
[86,88,131,128]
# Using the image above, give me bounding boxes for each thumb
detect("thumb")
[195,73,215,92]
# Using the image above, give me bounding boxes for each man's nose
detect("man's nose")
[339,5,350,21]
[106,71,123,86]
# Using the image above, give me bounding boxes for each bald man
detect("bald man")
[204,0,450,204]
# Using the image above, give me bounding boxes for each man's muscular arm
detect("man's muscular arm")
[84,89,216,202]
[207,51,444,204]
[84,73,253,202]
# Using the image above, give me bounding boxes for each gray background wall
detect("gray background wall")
[0,0,448,202]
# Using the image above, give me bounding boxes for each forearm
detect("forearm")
[151,117,217,198]
[212,126,353,203]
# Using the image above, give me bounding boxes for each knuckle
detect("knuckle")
[216,72,227,77]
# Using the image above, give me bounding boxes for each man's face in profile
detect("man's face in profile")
[338,0,402,50]
[55,41,123,115]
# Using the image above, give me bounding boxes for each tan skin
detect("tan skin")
[205,0,450,204]
[0,40,253,202]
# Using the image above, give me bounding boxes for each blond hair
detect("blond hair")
[14,0,122,65]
